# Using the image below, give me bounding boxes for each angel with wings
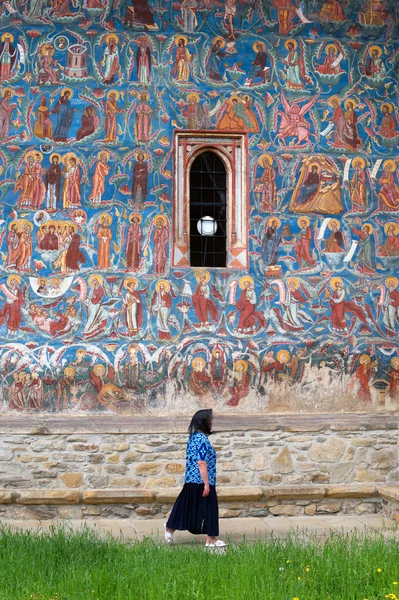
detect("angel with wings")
[272,277,314,332]
[276,90,319,148]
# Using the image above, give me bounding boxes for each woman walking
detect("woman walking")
[164,409,226,548]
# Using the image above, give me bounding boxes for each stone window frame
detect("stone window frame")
[172,131,249,270]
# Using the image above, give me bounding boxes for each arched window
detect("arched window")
[189,151,227,268]
[173,132,248,270]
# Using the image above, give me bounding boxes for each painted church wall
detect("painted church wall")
[0,0,398,415]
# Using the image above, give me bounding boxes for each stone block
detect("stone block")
[123,452,139,464]
[164,463,185,474]
[72,444,99,453]
[82,489,155,504]
[61,473,83,488]
[110,477,140,487]
[304,505,317,516]
[219,508,242,518]
[316,501,343,513]
[16,491,79,505]
[311,473,330,484]
[259,474,282,485]
[135,463,162,476]
[355,470,384,483]
[271,447,294,474]
[248,452,269,471]
[107,454,120,464]
[144,476,175,489]
[0,491,12,504]
[19,455,49,463]
[58,506,83,519]
[269,504,302,516]
[370,449,397,469]
[308,438,346,463]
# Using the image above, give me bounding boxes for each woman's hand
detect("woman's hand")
[202,483,210,497]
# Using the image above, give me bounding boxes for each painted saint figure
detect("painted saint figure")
[83,276,108,339]
[192,270,219,328]
[0,33,18,81]
[125,213,142,270]
[381,277,399,336]
[51,89,75,142]
[0,276,24,337]
[104,91,124,143]
[261,217,282,266]
[0,89,18,139]
[62,155,81,209]
[135,91,153,143]
[294,217,316,268]
[349,158,367,211]
[379,104,398,139]
[101,36,120,85]
[235,276,265,334]
[96,214,112,269]
[257,155,276,211]
[377,161,399,211]
[379,223,399,257]
[45,153,61,211]
[123,278,142,336]
[153,216,168,275]
[131,152,148,205]
[207,38,226,81]
[136,37,151,86]
[89,151,110,207]
[172,37,192,82]
[151,280,172,340]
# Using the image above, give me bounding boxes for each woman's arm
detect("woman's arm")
[198,460,210,497]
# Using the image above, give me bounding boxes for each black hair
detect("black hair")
[188,409,213,436]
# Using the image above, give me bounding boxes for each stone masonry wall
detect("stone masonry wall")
[1,428,398,493]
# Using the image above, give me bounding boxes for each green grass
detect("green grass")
[0,527,399,600]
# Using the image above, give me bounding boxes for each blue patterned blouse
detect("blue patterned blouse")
[184,431,216,486]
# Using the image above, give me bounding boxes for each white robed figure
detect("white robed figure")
[380,277,399,335]
[151,280,172,340]
[83,276,109,339]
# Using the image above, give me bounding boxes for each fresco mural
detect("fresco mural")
[0,0,397,414]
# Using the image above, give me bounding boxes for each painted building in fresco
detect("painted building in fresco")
[0,0,397,416]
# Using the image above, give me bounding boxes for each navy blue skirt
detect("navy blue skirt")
[166,483,219,537]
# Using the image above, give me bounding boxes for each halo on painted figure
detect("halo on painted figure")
[369,45,382,57]
[239,275,254,289]
[235,359,248,372]
[328,219,340,230]
[359,354,371,364]
[1,33,14,42]
[155,279,170,292]
[259,153,273,166]
[386,276,399,288]
[385,222,399,235]
[383,159,396,170]
[212,37,226,48]
[286,277,300,290]
[352,157,366,169]
[88,274,103,287]
[284,38,297,50]
[330,277,343,289]
[267,216,281,228]
[194,269,210,283]
[252,41,266,52]
[124,277,138,290]
[7,275,21,286]
[297,216,310,227]
[129,212,142,223]
[276,350,290,363]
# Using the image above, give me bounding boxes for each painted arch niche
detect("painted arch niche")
[173,132,249,269]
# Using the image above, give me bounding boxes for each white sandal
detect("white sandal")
[205,540,227,548]
[164,524,174,544]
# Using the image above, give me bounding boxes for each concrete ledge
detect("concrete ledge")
[326,485,378,499]
[0,413,397,434]
[82,490,155,505]
[262,486,327,500]
[0,484,390,506]
[15,491,79,505]
[217,487,263,502]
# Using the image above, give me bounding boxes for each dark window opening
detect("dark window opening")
[189,151,227,268]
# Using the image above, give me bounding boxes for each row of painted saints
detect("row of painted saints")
[0,32,397,87]
[0,0,397,33]
[1,269,399,342]
[1,149,399,214]
[1,339,399,413]
[0,90,398,155]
